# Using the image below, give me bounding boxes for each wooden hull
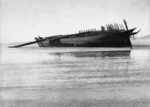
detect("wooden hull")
[8,19,140,48]
[36,29,134,47]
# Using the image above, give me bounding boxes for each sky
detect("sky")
[0,0,150,43]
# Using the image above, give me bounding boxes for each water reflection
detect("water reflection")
[52,50,131,58]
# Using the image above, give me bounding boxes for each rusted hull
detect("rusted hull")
[36,29,134,47]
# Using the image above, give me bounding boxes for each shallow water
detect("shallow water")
[0,44,150,107]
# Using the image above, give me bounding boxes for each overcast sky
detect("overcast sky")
[1,0,150,43]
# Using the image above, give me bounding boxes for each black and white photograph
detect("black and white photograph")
[0,0,150,107]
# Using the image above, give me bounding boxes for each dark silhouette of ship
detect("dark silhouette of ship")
[9,19,140,48]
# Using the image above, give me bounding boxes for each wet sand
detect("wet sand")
[1,99,149,107]
[0,45,150,107]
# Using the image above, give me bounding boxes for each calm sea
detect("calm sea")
[0,44,150,107]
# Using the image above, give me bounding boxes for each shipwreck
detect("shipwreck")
[9,19,140,48]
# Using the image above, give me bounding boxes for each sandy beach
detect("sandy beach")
[0,44,150,107]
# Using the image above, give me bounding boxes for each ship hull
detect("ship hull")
[36,29,134,48]
[8,19,140,48]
